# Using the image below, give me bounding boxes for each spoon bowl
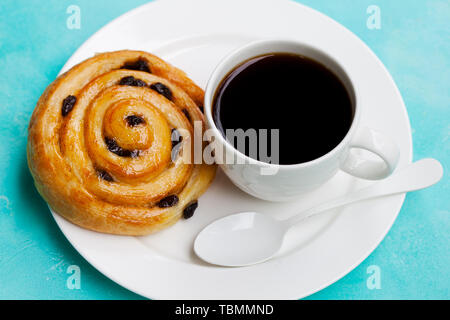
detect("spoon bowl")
[194,212,286,266]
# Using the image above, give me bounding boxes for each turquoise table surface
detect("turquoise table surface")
[0,0,448,300]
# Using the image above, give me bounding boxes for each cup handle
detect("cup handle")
[340,126,400,180]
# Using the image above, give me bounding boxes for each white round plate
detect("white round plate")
[52,0,412,299]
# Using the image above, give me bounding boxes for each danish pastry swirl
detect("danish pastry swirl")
[27,51,216,235]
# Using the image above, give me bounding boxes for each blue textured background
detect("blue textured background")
[0,0,448,300]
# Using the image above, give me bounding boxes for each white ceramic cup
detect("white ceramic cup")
[204,39,400,201]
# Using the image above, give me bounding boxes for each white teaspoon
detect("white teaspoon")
[194,158,443,267]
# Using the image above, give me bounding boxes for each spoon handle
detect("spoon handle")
[284,158,443,227]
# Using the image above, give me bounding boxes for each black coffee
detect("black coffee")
[213,53,353,165]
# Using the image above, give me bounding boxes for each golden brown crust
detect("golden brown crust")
[27,50,216,235]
